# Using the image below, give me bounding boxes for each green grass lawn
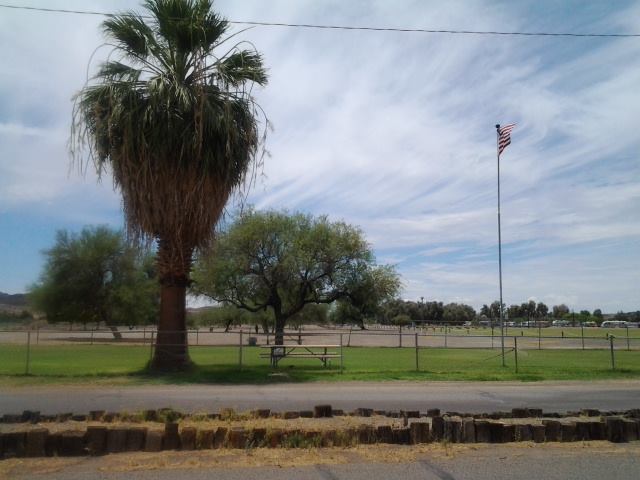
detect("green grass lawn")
[423,326,640,339]
[1,344,639,385]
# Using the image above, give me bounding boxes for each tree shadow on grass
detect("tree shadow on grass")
[128,362,346,385]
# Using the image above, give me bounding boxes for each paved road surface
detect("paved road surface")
[4,444,640,479]
[1,380,639,414]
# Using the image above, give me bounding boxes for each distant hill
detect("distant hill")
[0,292,27,307]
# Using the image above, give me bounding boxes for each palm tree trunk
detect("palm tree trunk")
[151,281,190,370]
[151,241,193,371]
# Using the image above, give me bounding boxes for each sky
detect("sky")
[0,0,639,313]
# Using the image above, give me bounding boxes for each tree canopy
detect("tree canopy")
[192,210,400,343]
[29,226,158,333]
[552,304,570,318]
[72,0,268,369]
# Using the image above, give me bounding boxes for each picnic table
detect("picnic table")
[260,344,342,368]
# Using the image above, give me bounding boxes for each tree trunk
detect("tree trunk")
[150,240,193,371]
[151,281,190,370]
[261,319,269,334]
[108,325,122,340]
[224,318,233,332]
[274,315,286,345]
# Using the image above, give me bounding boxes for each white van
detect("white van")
[600,320,627,328]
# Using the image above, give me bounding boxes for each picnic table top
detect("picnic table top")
[259,344,340,349]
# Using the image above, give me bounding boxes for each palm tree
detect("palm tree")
[72,0,268,370]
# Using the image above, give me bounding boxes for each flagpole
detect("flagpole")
[496,124,506,367]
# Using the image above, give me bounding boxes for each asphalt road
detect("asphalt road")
[4,444,640,480]
[1,380,639,415]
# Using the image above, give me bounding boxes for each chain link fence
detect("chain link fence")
[0,325,638,377]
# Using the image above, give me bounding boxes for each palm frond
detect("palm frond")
[215,50,268,87]
[96,61,143,82]
[103,13,154,59]
[72,0,269,279]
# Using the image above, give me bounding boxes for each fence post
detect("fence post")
[239,330,243,370]
[609,335,615,370]
[298,325,302,345]
[415,332,419,371]
[626,326,630,351]
[196,328,199,346]
[149,331,154,362]
[581,323,584,350]
[399,325,402,348]
[491,325,495,349]
[36,326,40,345]
[514,336,518,373]
[340,333,344,374]
[90,328,94,346]
[25,331,31,375]
[538,322,542,350]
[444,325,448,348]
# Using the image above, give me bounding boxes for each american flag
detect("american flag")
[497,123,516,156]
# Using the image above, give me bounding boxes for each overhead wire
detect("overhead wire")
[0,3,639,38]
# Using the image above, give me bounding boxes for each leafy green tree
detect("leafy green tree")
[391,314,411,327]
[289,304,330,328]
[535,302,548,318]
[377,299,409,324]
[330,301,363,326]
[614,311,627,322]
[508,304,521,320]
[333,265,400,328]
[485,301,503,325]
[29,227,158,336]
[552,304,570,318]
[593,309,603,319]
[72,0,268,370]
[423,301,444,323]
[442,303,476,324]
[376,299,444,325]
[188,304,243,330]
[191,210,400,344]
[514,300,536,324]
[0,309,33,326]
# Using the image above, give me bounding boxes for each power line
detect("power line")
[1,3,639,38]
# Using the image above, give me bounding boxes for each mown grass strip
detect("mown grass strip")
[0,345,638,385]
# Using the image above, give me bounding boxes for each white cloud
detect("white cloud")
[0,0,638,309]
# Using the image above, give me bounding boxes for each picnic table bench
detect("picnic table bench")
[260,344,342,367]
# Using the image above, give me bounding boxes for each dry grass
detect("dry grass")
[0,412,407,435]
[4,442,639,479]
